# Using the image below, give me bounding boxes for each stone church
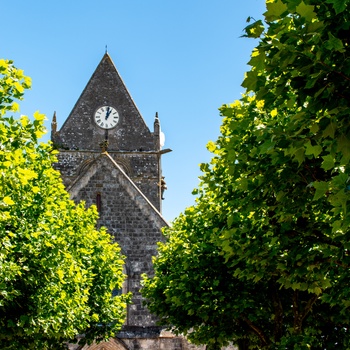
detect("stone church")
[51,53,210,350]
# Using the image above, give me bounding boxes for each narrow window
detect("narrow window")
[96,192,102,214]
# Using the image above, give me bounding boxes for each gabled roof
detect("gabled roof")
[67,151,169,228]
[52,53,156,152]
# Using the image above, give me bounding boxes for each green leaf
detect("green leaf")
[296,2,317,22]
[324,32,345,52]
[321,155,335,171]
[313,181,328,201]
[276,191,285,201]
[323,121,337,139]
[326,0,347,14]
[243,20,264,38]
[307,21,325,33]
[309,123,319,134]
[259,139,276,154]
[337,134,350,163]
[264,0,288,21]
[248,50,266,71]
[328,189,348,214]
[331,173,348,189]
[238,177,249,191]
[242,70,258,91]
[293,148,305,165]
[313,287,323,296]
[305,141,322,158]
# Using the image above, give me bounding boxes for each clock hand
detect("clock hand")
[105,107,112,120]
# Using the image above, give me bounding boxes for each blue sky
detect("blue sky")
[3,0,266,222]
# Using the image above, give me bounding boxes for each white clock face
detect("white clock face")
[94,106,119,129]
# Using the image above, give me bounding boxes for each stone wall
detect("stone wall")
[54,150,161,211]
[67,154,166,327]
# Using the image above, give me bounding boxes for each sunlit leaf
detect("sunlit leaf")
[264,0,288,21]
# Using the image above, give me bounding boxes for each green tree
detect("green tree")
[0,59,130,349]
[142,0,350,348]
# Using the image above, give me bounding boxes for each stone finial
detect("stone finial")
[154,112,161,151]
[154,112,160,133]
[51,111,57,134]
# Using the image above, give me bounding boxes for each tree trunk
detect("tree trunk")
[237,338,250,350]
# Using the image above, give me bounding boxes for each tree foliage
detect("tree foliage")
[0,59,130,349]
[142,1,350,348]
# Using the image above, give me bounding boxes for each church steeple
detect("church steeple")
[52,53,171,210]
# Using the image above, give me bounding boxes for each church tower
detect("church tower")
[51,53,196,350]
[52,53,169,211]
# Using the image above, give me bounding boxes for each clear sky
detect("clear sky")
[3,0,267,222]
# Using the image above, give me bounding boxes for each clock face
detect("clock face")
[94,106,119,129]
